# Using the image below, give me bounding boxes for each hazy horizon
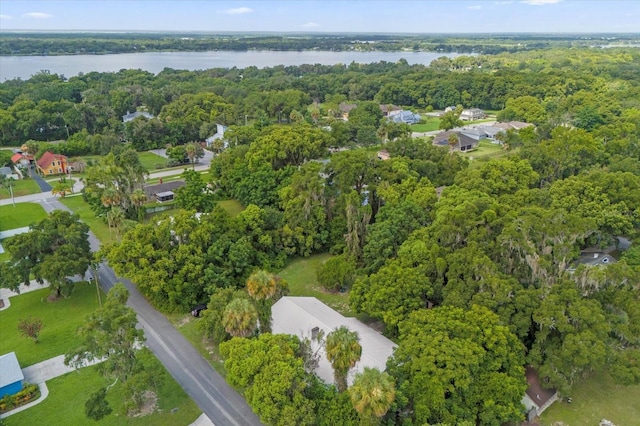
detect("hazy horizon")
[1,1,638,33]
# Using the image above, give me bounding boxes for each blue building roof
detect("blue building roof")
[0,352,24,388]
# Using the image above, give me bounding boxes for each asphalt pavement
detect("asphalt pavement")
[97,265,261,426]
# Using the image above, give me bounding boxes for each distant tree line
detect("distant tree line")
[3,32,636,56]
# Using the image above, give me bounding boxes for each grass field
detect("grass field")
[0,284,102,367]
[145,173,188,185]
[277,253,353,316]
[460,139,505,159]
[411,117,440,132]
[0,179,42,200]
[137,151,168,171]
[540,371,640,426]
[5,351,201,426]
[217,199,245,217]
[59,195,114,244]
[0,202,48,231]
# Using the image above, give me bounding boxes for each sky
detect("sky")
[0,1,638,33]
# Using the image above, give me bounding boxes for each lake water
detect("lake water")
[0,50,468,81]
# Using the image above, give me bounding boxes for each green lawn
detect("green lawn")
[59,195,114,244]
[217,199,245,217]
[459,139,505,159]
[411,117,440,132]
[145,173,188,185]
[540,371,640,426]
[0,179,42,200]
[137,151,168,171]
[0,202,48,231]
[277,253,353,316]
[0,284,102,367]
[5,351,201,426]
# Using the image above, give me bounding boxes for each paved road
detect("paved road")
[96,266,261,426]
[37,197,262,426]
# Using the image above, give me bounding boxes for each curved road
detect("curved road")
[37,197,262,426]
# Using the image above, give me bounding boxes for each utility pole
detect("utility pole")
[9,182,15,207]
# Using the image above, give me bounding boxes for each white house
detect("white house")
[460,108,486,121]
[271,297,397,386]
[205,123,229,149]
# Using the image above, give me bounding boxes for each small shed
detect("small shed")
[143,180,185,201]
[0,352,24,398]
[156,191,175,202]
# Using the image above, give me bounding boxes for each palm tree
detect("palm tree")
[246,270,277,301]
[106,206,125,241]
[246,270,278,333]
[51,182,71,198]
[222,298,258,338]
[289,109,304,124]
[185,142,198,170]
[100,187,121,208]
[130,188,147,221]
[325,326,362,392]
[348,367,396,425]
[447,132,459,154]
[307,104,321,123]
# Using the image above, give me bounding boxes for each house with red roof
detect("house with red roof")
[11,152,33,167]
[36,151,68,176]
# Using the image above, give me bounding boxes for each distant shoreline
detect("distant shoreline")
[2,32,639,57]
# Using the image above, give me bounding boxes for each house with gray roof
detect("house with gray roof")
[432,130,479,152]
[0,352,24,398]
[143,180,185,202]
[577,252,617,267]
[271,297,397,386]
[494,121,533,131]
[0,166,13,177]
[388,110,421,124]
[122,110,155,123]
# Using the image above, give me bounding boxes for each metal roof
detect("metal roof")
[272,297,396,386]
[0,352,24,388]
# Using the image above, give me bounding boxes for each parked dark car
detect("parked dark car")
[191,304,207,317]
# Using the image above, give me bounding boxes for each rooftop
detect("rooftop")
[0,352,24,388]
[122,110,155,123]
[143,180,185,198]
[36,151,67,169]
[272,296,397,386]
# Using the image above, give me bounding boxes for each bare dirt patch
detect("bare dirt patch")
[46,293,61,302]
[129,390,158,418]
[176,315,192,327]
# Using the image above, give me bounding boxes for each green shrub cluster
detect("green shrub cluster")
[0,383,40,413]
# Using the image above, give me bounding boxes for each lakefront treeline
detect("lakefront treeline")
[1,32,639,56]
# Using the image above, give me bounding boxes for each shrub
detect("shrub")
[316,254,356,292]
[0,383,40,413]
